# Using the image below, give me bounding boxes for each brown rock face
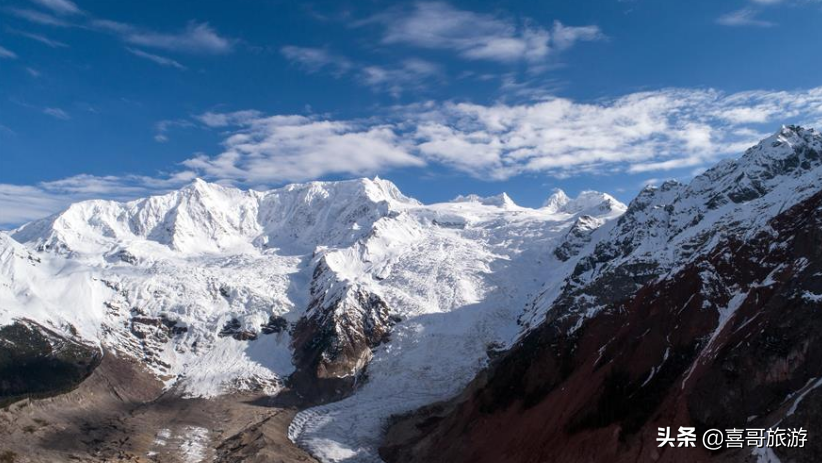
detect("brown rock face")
[382,190,822,463]
[290,258,395,403]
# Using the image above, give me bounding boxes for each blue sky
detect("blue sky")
[1,0,822,226]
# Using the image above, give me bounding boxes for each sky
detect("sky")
[1,0,822,227]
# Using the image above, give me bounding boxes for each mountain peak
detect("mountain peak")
[748,124,820,157]
[542,189,570,212]
[452,192,517,208]
[544,190,625,215]
[180,177,229,196]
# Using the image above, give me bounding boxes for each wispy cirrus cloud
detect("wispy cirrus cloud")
[716,8,775,27]
[154,118,195,142]
[29,0,82,15]
[5,5,233,55]
[360,58,442,97]
[281,46,353,76]
[0,45,17,59]
[362,2,604,66]
[43,107,70,120]
[716,0,821,27]
[7,29,69,48]
[281,46,441,96]
[127,47,186,69]
[6,8,71,27]
[93,20,233,54]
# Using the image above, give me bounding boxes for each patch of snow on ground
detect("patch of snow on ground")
[179,426,210,463]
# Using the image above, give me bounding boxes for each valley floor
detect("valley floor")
[0,354,315,463]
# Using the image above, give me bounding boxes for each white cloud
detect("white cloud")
[184,86,822,184]
[154,118,195,142]
[39,174,151,195]
[551,21,604,50]
[367,2,603,65]
[716,8,775,27]
[43,107,70,120]
[125,21,232,54]
[409,87,822,178]
[6,7,233,55]
[7,8,71,26]
[281,46,441,96]
[94,20,233,54]
[127,47,186,69]
[10,30,69,48]
[196,110,264,128]
[183,114,424,183]
[359,58,442,97]
[0,45,16,59]
[281,46,352,76]
[30,0,81,15]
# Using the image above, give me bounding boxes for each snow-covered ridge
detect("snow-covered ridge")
[525,125,822,328]
[452,192,517,208]
[12,177,416,257]
[542,188,623,215]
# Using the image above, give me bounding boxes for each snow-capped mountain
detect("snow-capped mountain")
[383,127,822,463]
[522,125,822,328]
[0,174,624,461]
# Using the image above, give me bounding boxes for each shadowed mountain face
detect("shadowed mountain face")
[381,131,822,463]
[0,320,101,407]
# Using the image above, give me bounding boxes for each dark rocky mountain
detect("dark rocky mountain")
[289,255,397,403]
[381,126,822,463]
[0,320,100,407]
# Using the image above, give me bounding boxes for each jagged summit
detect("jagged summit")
[452,192,517,208]
[542,189,625,215]
[11,177,419,256]
[542,188,570,211]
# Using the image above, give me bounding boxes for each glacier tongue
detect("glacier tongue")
[287,196,625,462]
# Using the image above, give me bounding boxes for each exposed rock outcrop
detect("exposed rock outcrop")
[289,258,395,402]
[0,320,101,407]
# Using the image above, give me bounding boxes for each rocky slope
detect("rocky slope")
[382,126,822,463]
